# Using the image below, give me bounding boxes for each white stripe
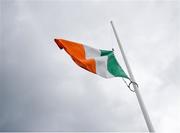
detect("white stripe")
[84,44,114,78]
[95,56,114,78]
[84,45,101,58]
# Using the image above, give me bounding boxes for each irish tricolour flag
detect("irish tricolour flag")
[54,38,129,79]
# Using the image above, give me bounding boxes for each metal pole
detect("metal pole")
[110,21,155,132]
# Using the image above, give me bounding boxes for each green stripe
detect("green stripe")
[100,50,129,79]
[100,50,112,56]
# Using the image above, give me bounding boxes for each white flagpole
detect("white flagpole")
[110,21,155,132]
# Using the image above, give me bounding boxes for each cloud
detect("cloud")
[0,0,179,132]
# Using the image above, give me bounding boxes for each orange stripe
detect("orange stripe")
[54,39,96,74]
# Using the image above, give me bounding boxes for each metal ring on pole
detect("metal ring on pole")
[122,78,138,92]
[128,80,138,92]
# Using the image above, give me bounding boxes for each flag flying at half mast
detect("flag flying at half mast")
[54,38,129,79]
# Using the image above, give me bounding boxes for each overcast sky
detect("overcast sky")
[0,0,180,132]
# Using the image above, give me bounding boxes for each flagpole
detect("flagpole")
[110,21,154,132]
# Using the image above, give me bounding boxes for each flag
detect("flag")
[54,38,129,79]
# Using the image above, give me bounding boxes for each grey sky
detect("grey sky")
[0,0,180,132]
